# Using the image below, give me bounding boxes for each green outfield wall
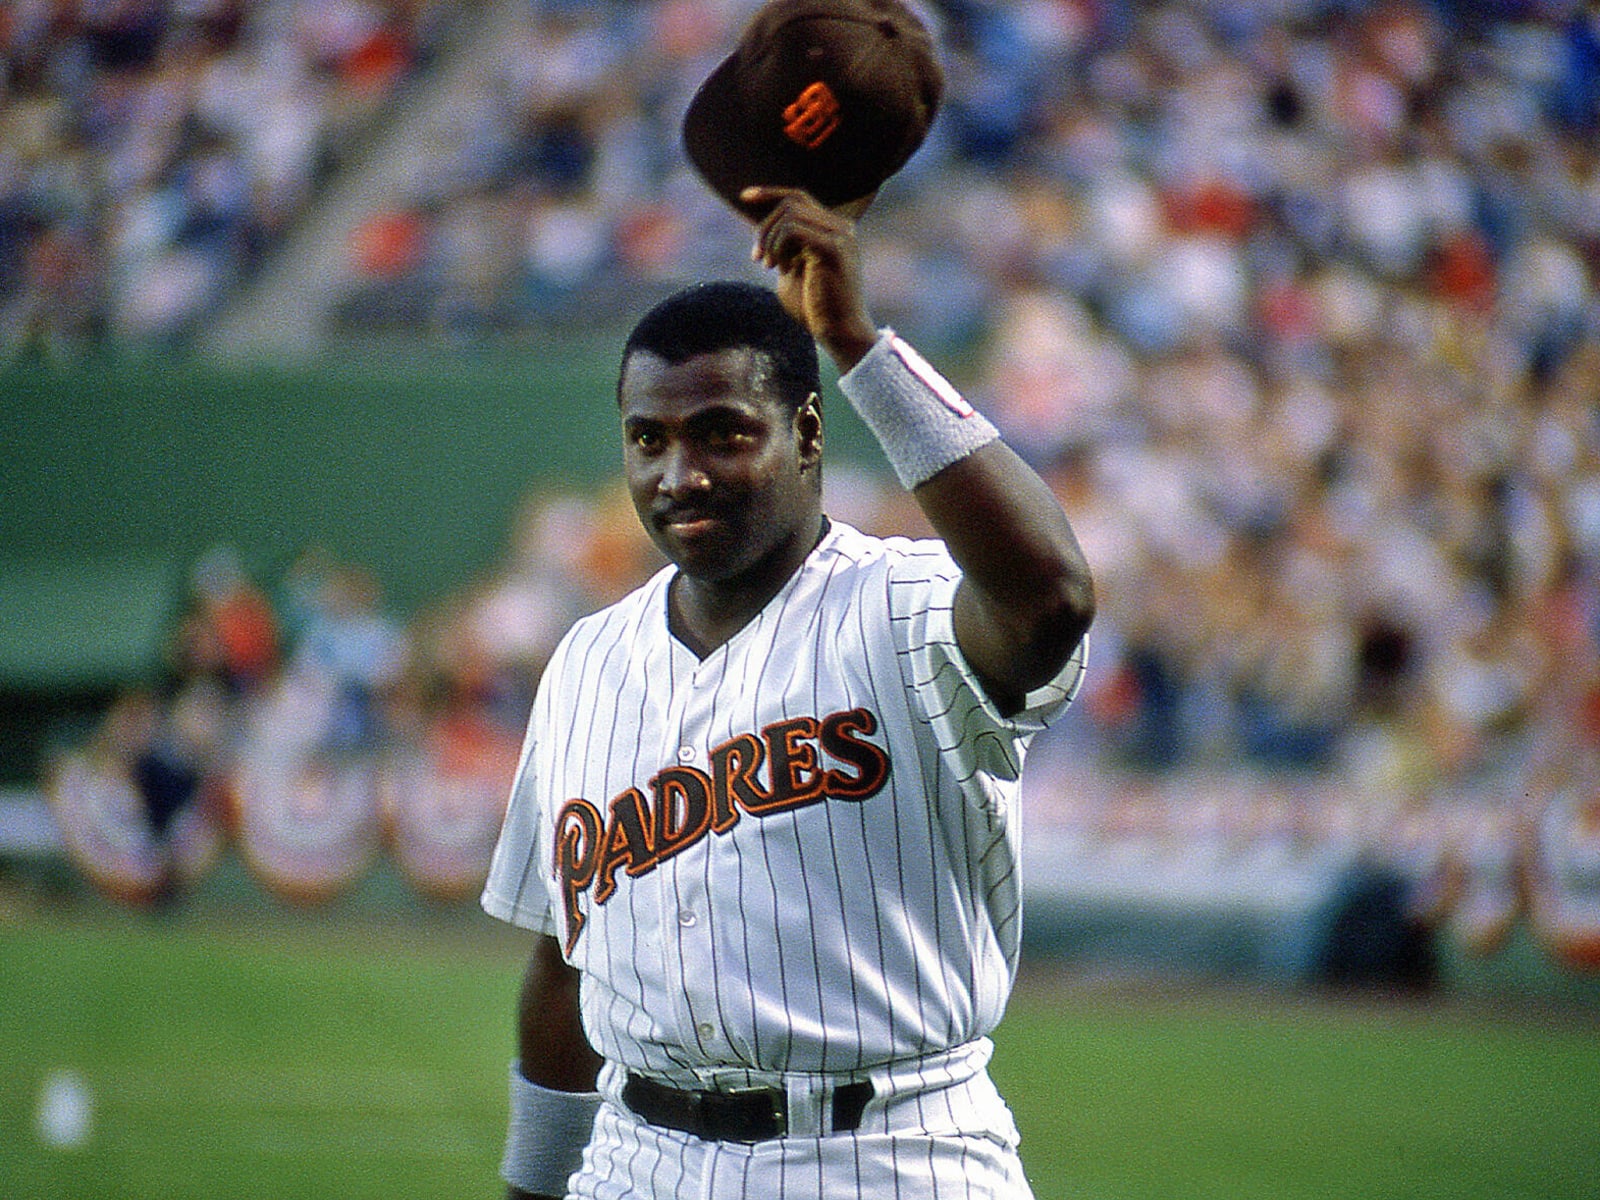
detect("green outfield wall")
[3,342,880,626]
[5,340,627,621]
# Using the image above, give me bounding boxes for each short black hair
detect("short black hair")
[619,281,820,411]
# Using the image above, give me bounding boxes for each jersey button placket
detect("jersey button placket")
[671,695,723,1058]
[656,688,703,1053]
[675,867,721,1054]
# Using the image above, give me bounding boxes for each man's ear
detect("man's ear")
[797,393,824,467]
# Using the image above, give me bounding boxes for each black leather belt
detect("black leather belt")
[621,1072,873,1142]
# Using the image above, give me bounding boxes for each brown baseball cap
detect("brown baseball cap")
[683,0,944,219]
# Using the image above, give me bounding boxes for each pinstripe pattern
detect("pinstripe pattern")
[570,1099,1034,1200]
[482,520,1085,1197]
[565,1051,1039,1199]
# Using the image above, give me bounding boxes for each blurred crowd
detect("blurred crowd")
[0,0,457,349]
[13,2,1600,925]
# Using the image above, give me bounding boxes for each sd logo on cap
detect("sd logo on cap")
[683,0,944,219]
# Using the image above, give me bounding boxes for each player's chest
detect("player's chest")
[542,621,891,808]
[538,623,905,941]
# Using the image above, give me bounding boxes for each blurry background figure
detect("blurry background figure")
[47,685,226,908]
[438,491,602,734]
[287,563,409,756]
[229,556,407,904]
[178,545,281,698]
[127,679,227,902]
[1530,776,1600,972]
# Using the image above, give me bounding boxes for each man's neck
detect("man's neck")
[668,515,829,658]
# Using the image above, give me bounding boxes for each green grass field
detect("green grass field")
[3,893,1598,1200]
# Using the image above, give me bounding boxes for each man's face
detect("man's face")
[620,345,822,585]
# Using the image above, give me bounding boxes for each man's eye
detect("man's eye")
[704,424,751,449]
[633,430,661,452]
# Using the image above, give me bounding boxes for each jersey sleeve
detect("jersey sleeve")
[885,540,1087,786]
[480,716,558,936]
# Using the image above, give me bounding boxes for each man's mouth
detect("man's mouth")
[657,509,721,538]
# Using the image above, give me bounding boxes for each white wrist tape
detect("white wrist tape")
[838,329,999,490]
[501,1062,601,1197]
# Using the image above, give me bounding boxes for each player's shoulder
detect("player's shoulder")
[548,565,673,656]
[821,519,957,580]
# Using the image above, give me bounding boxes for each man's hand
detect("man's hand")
[743,186,878,373]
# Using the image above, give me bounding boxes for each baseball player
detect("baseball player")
[480,183,1095,1199]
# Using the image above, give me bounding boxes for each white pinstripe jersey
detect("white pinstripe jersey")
[482,519,1086,1088]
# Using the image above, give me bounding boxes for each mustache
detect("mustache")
[652,500,725,525]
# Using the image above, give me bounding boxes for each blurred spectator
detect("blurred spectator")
[422,491,605,735]
[0,0,451,351]
[176,544,281,695]
[129,678,226,847]
[290,563,410,753]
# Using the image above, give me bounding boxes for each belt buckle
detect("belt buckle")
[762,1088,787,1138]
[720,1086,786,1142]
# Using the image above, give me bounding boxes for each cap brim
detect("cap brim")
[683,52,788,221]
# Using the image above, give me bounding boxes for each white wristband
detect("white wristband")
[837,329,999,490]
[501,1062,602,1197]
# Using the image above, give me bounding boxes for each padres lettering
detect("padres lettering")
[555,707,887,950]
[782,81,841,149]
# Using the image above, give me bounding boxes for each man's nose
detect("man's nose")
[658,445,711,496]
